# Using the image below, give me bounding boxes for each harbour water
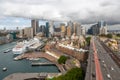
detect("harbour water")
[0,42,59,80]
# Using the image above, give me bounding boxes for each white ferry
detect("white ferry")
[12,38,43,54]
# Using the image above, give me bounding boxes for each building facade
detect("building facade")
[88,21,107,35]
[60,23,66,37]
[49,21,54,37]
[24,27,33,38]
[100,27,108,35]
[46,22,49,37]
[67,26,72,37]
[31,19,39,36]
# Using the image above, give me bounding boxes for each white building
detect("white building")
[49,21,54,36]
[100,27,107,35]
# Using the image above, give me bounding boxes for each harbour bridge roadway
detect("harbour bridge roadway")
[85,36,120,80]
[92,37,103,80]
[85,38,96,80]
[94,37,120,80]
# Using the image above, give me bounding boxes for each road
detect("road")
[85,37,96,80]
[85,36,120,80]
[94,37,120,80]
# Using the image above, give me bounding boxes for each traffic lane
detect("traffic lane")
[96,40,120,74]
[92,39,103,80]
[95,39,120,80]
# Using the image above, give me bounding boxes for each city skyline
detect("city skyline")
[0,0,120,29]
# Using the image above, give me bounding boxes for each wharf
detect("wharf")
[4,73,62,80]
[31,62,55,66]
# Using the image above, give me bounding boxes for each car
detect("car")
[107,74,111,79]
[103,64,107,67]
[102,60,104,63]
[111,67,114,70]
[92,72,96,77]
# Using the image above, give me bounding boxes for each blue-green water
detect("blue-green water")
[0,42,59,80]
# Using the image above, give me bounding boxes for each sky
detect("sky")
[0,0,120,30]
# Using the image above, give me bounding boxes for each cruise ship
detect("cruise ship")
[12,38,43,54]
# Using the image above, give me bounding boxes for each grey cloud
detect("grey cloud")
[0,0,120,24]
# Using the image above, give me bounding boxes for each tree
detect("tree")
[107,34,113,38]
[48,68,84,80]
[85,37,91,46]
[116,34,120,37]
[58,55,67,64]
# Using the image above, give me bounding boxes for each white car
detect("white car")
[107,74,111,79]
[111,67,114,70]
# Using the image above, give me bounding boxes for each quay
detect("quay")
[3,73,62,80]
[31,62,55,66]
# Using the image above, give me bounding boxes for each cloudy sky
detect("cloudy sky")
[0,0,120,29]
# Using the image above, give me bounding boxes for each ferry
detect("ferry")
[12,38,43,54]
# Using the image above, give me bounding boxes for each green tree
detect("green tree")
[107,34,113,38]
[116,34,120,37]
[48,68,84,80]
[58,55,67,64]
[85,37,91,46]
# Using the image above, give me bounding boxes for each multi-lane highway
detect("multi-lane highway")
[94,37,120,80]
[85,36,120,80]
[85,39,96,80]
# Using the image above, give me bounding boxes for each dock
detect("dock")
[4,73,62,80]
[31,62,55,66]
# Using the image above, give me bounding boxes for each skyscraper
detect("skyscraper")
[67,26,72,37]
[31,19,39,36]
[24,27,33,38]
[39,25,46,34]
[67,21,74,34]
[91,24,99,35]
[76,24,82,36]
[49,21,54,36]
[60,23,66,37]
[73,22,77,34]
[19,29,24,38]
[88,21,107,35]
[98,20,107,28]
[100,27,107,35]
[46,22,49,37]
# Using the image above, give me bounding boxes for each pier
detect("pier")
[4,73,62,80]
[31,62,55,66]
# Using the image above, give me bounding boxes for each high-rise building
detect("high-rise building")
[67,21,74,34]
[19,29,24,38]
[76,23,83,36]
[24,27,33,38]
[73,22,77,34]
[46,22,49,37]
[60,23,66,37]
[100,27,107,35]
[91,24,99,35]
[16,27,19,30]
[88,21,107,35]
[49,21,54,36]
[31,19,39,36]
[81,27,86,35]
[67,26,72,37]
[39,25,46,34]
[98,20,107,28]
